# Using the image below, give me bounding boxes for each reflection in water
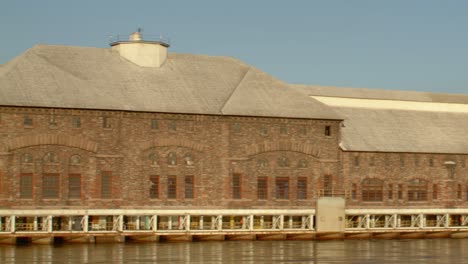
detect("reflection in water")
[1,239,468,263]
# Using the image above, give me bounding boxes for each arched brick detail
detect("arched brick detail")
[245,141,320,158]
[143,138,205,152]
[5,134,98,153]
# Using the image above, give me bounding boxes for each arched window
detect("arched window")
[184,153,194,166]
[43,152,58,163]
[257,159,268,168]
[70,155,81,165]
[407,179,427,201]
[149,153,159,166]
[22,153,33,163]
[167,152,177,165]
[277,157,289,167]
[297,159,308,168]
[361,178,383,201]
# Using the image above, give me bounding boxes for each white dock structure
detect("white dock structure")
[1,208,468,244]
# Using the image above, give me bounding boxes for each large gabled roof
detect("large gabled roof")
[292,84,468,154]
[0,44,341,120]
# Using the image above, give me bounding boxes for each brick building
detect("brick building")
[1,32,467,211]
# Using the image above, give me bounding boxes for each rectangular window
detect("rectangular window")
[72,116,81,128]
[149,175,159,199]
[101,171,112,199]
[43,173,59,199]
[232,173,241,199]
[385,155,390,167]
[432,184,438,200]
[325,125,331,136]
[275,177,289,200]
[151,119,158,130]
[102,116,111,128]
[351,183,357,200]
[297,177,307,200]
[49,112,57,127]
[167,176,177,199]
[185,175,194,199]
[429,157,434,167]
[257,177,268,200]
[68,174,81,199]
[400,155,405,167]
[24,115,33,126]
[388,184,393,200]
[458,184,463,200]
[369,156,375,167]
[20,173,33,199]
[169,120,177,131]
[398,184,403,200]
[354,155,360,167]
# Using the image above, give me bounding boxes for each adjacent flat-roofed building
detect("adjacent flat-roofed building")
[0,32,467,211]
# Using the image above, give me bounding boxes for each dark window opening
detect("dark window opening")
[149,175,159,199]
[407,179,427,201]
[101,172,112,199]
[43,174,59,199]
[432,184,438,200]
[24,115,33,126]
[185,175,194,199]
[167,176,177,199]
[351,183,357,200]
[102,116,111,128]
[257,177,268,200]
[68,174,81,199]
[354,155,360,167]
[361,178,383,202]
[72,116,81,128]
[398,184,403,200]
[232,173,241,199]
[275,178,289,199]
[151,119,159,130]
[20,173,33,199]
[297,178,307,200]
[388,184,393,200]
[325,126,331,136]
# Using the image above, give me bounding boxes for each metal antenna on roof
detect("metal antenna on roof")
[137,27,143,33]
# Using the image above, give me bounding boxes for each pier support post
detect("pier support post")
[152,215,158,231]
[186,215,191,231]
[83,215,89,232]
[199,216,203,230]
[10,216,15,233]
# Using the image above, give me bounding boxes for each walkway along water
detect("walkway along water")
[2,207,468,244]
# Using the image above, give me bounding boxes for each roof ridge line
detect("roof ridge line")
[220,66,252,114]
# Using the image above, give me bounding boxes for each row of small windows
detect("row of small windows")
[352,178,468,202]
[232,123,332,137]
[257,158,308,168]
[232,174,308,200]
[18,114,333,137]
[21,153,81,165]
[19,173,82,199]
[353,155,466,168]
[148,152,195,166]
[149,175,194,199]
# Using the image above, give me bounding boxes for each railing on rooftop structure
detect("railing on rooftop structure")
[108,33,171,46]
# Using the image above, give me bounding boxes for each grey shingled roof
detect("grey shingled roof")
[0,44,341,120]
[291,84,468,154]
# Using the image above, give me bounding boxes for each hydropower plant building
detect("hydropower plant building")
[0,32,468,243]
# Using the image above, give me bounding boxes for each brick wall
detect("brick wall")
[0,107,341,209]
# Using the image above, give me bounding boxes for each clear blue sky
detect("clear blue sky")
[1,0,468,94]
